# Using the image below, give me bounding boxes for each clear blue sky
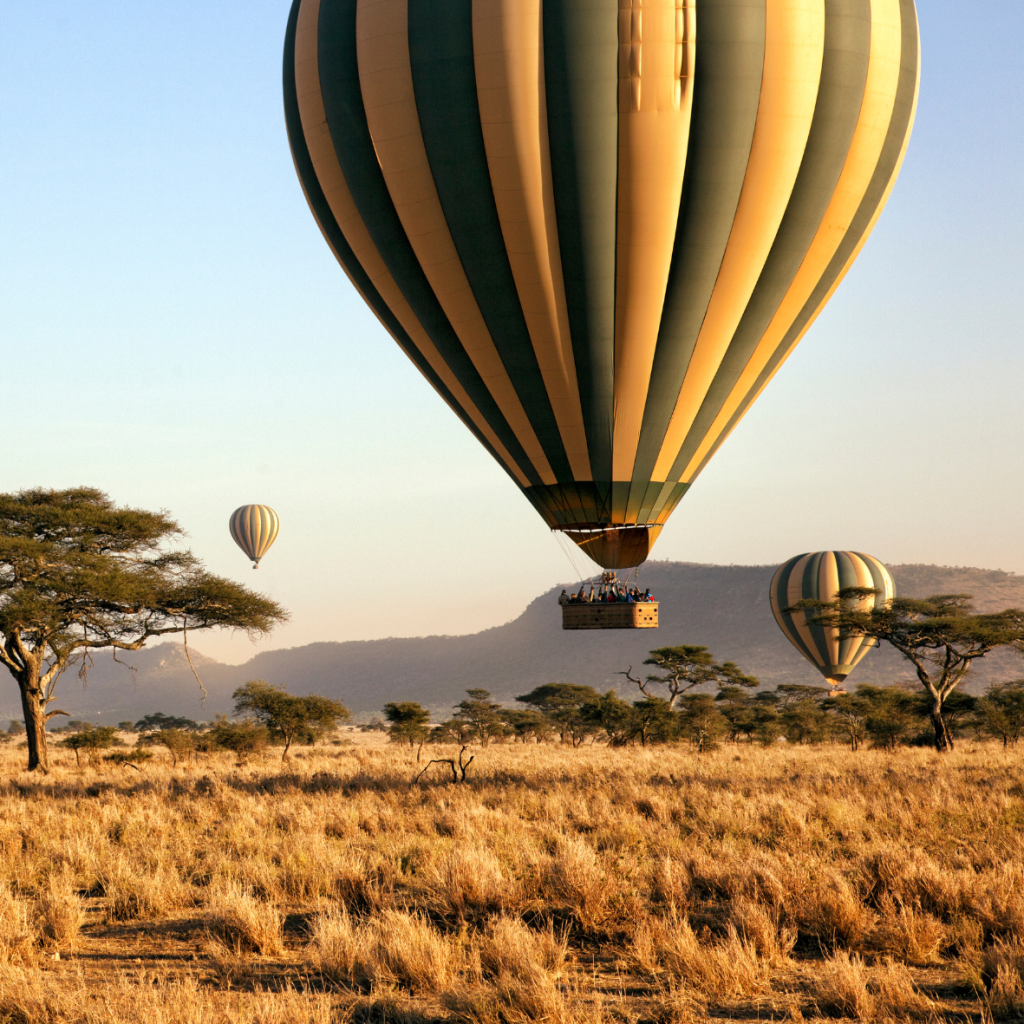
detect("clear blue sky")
[2,2,1022,663]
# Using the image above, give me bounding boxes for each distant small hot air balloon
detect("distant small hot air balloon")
[770,551,894,691]
[229,505,280,569]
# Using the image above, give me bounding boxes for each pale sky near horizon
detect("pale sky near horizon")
[3,2,1023,665]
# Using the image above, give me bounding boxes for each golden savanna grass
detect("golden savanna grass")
[0,734,1020,1021]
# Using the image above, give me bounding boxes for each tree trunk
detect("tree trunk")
[19,668,49,773]
[931,700,954,752]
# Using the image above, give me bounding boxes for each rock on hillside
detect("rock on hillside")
[7,561,1024,723]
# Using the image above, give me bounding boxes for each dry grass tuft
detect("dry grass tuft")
[544,839,611,933]
[812,950,875,1019]
[982,938,1024,1020]
[0,888,34,965]
[205,880,284,956]
[428,845,511,922]
[793,870,872,950]
[728,898,796,963]
[34,874,84,952]
[870,957,936,1019]
[628,914,772,998]
[867,896,945,963]
[477,916,567,985]
[310,907,461,993]
[442,976,585,1024]
[104,861,187,922]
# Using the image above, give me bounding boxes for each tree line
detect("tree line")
[27,680,350,768]
[383,674,1024,754]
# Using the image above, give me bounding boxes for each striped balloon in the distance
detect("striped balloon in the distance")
[770,551,895,689]
[229,505,280,569]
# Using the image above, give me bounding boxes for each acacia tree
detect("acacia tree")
[975,680,1024,747]
[516,683,601,745]
[805,590,1024,752]
[383,701,431,759]
[233,680,350,760]
[0,488,287,772]
[621,645,758,708]
[453,688,506,746]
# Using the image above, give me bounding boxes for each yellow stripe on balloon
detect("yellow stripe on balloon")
[817,550,841,670]
[611,0,695,482]
[355,0,556,485]
[650,0,824,482]
[472,0,592,481]
[678,0,903,484]
[293,0,531,488]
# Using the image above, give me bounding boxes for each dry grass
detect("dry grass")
[205,879,285,956]
[0,737,1016,1020]
[35,873,84,953]
[310,907,461,992]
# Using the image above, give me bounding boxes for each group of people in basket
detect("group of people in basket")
[558,583,654,605]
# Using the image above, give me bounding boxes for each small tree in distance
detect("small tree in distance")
[134,713,200,732]
[975,680,1024,746]
[0,488,287,772]
[60,725,119,767]
[143,728,195,767]
[516,684,600,746]
[621,645,758,708]
[383,701,431,759]
[232,680,350,760]
[453,689,505,746]
[209,715,269,762]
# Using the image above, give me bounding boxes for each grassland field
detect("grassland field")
[0,733,1021,1023]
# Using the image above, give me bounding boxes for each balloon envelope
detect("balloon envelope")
[229,505,280,568]
[770,551,895,686]
[284,0,919,567]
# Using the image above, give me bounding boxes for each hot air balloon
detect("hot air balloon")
[770,551,894,692]
[229,505,280,569]
[283,0,919,570]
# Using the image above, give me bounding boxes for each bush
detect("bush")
[209,717,269,760]
[59,725,119,765]
[138,728,195,766]
[104,749,153,769]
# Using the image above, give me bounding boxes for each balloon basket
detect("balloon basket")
[560,571,658,630]
[562,601,659,630]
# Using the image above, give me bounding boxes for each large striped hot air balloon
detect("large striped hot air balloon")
[229,505,280,569]
[770,551,895,688]
[284,0,919,569]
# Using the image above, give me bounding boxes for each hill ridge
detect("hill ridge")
[10,560,1024,723]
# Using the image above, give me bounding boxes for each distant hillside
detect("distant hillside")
[8,561,1024,724]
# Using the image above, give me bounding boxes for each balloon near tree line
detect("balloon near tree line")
[770,550,895,692]
[284,0,920,569]
[229,505,280,569]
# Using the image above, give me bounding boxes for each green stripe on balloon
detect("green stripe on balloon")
[315,0,542,487]
[282,0,513,483]
[542,0,619,487]
[632,0,768,493]
[407,0,573,484]
[670,0,873,480]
